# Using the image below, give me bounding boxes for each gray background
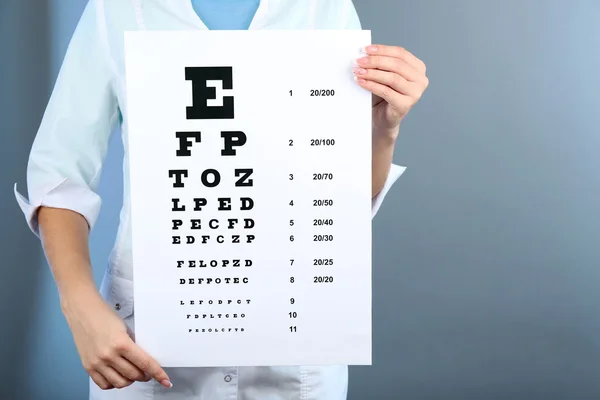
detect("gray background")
[1,0,599,399]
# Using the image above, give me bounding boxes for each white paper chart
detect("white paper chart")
[124,30,372,367]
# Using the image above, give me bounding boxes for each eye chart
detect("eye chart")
[124,30,372,367]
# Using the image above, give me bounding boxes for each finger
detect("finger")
[364,44,426,73]
[97,365,133,389]
[355,77,413,113]
[353,67,421,98]
[121,344,172,388]
[89,370,114,390]
[355,56,420,82]
[110,356,148,382]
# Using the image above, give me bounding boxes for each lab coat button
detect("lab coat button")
[115,303,121,311]
[224,375,232,382]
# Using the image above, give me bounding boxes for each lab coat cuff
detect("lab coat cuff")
[372,163,406,218]
[14,178,102,238]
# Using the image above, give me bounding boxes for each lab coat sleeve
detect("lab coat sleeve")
[14,0,118,237]
[341,0,408,218]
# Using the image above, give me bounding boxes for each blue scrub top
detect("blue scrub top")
[190,0,260,30]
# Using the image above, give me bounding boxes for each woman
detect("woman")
[15,0,428,398]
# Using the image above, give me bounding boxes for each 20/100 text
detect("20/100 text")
[310,139,335,146]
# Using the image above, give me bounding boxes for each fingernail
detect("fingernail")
[356,57,368,65]
[161,379,173,388]
[354,76,367,84]
[353,67,367,75]
[366,45,378,52]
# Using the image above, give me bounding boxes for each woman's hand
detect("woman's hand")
[62,290,172,390]
[354,44,429,135]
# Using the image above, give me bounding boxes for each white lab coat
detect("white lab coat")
[14,0,406,398]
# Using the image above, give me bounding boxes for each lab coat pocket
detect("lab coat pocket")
[99,271,135,321]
